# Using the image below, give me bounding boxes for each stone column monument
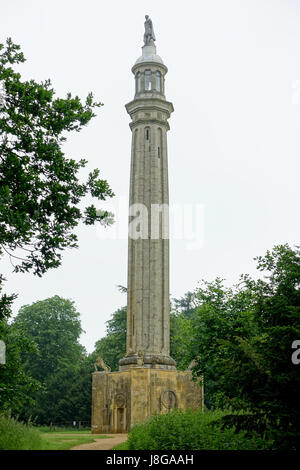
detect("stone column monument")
[92,16,203,434]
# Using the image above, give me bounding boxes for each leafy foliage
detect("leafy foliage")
[0,413,42,450]
[127,409,273,450]
[170,311,194,370]
[0,37,113,417]
[0,317,42,413]
[0,38,114,277]
[0,275,16,321]
[188,244,300,449]
[14,296,83,379]
[12,296,91,424]
[171,291,197,318]
[93,307,126,372]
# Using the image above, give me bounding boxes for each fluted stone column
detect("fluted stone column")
[119,42,176,371]
[92,21,204,434]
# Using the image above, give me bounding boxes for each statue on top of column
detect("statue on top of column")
[144,15,156,45]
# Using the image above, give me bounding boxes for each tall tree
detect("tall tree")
[93,307,127,372]
[0,37,113,293]
[172,291,197,318]
[170,311,193,370]
[0,315,41,414]
[191,245,300,449]
[0,37,113,412]
[12,296,85,423]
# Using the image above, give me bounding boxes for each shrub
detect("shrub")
[0,413,43,450]
[127,409,274,450]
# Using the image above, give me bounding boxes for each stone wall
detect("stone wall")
[92,368,203,434]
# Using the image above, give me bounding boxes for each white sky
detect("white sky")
[1,0,300,353]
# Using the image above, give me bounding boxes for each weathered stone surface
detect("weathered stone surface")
[92,368,203,433]
[119,37,174,371]
[91,22,204,433]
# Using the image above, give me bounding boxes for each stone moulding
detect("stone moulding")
[119,353,177,370]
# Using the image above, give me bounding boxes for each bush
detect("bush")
[0,413,43,450]
[127,409,274,450]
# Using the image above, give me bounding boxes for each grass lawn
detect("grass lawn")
[35,430,110,450]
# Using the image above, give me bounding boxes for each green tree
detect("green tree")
[172,291,197,318]
[65,354,96,423]
[191,245,300,449]
[93,306,126,372]
[0,37,113,413]
[0,317,41,414]
[12,296,86,423]
[39,355,94,424]
[188,278,256,408]
[0,277,41,414]
[170,311,193,370]
[0,38,113,281]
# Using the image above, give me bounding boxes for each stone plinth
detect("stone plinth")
[92,368,203,434]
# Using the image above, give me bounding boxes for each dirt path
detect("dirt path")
[71,434,128,450]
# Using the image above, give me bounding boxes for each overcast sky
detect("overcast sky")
[1,0,300,353]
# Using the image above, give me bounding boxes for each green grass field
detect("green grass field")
[0,414,113,450]
[36,431,110,450]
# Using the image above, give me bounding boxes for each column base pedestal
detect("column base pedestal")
[91,367,203,434]
[119,353,177,371]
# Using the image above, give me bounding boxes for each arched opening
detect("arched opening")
[136,72,141,93]
[145,70,152,91]
[116,408,125,433]
[155,71,161,92]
